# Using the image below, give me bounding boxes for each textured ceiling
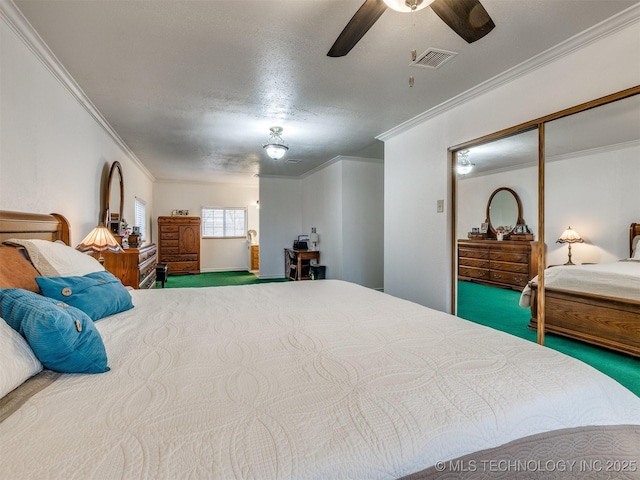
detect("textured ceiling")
[13,0,638,184]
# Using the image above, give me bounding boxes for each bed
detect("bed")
[525,223,640,357]
[1,211,640,479]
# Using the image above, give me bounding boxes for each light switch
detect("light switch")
[437,199,444,213]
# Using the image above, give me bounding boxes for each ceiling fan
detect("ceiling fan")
[327,0,495,57]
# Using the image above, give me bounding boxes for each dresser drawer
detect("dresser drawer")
[139,271,157,289]
[459,266,490,280]
[161,232,180,240]
[490,251,528,263]
[160,240,179,248]
[160,225,180,233]
[490,270,528,287]
[138,247,157,264]
[161,254,198,263]
[167,261,199,273]
[490,260,529,274]
[459,257,489,269]
[161,247,180,255]
[459,248,489,260]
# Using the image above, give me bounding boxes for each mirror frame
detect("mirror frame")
[450,84,640,346]
[486,187,525,239]
[104,161,124,228]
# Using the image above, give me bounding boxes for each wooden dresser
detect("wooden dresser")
[458,239,538,290]
[99,243,158,289]
[157,216,201,275]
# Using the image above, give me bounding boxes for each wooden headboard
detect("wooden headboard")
[631,223,640,257]
[0,210,70,245]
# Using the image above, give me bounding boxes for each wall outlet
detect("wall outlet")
[437,199,444,213]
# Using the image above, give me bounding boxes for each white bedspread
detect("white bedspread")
[2,280,639,479]
[520,260,640,307]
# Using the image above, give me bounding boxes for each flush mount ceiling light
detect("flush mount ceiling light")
[263,126,289,160]
[456,149,474,175]
[383,0,434,13]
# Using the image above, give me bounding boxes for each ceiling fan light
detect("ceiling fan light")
[383,0,434,13]
[262,126,289,160]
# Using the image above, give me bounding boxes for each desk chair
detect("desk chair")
[287,250,298,280]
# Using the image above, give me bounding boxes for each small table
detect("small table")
[284,248,320,280]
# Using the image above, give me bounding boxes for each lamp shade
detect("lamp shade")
[76,226,123,254]
[383,0,435,12]
[556,227,583,244]
[309,233,319,244]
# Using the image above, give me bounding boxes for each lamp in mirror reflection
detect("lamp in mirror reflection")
[263,126,289,160]
[309,227,319,251]
[556,226,584,265]
[76,225,123,264]
[456,149,474,175]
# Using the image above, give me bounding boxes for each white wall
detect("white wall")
[259,177,303,278]
[152,181,259,272]
[0,5,154,243]
[383,16,640,312]
[260,157,384,289]
[301,161,344,279]
[341,159,384,289]
[545,143,640,265]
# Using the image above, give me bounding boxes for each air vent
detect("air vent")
[286,158,301,164]
[410,48,457,69]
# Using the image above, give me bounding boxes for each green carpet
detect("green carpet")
[457,281,640,396]
[160,271,286,288]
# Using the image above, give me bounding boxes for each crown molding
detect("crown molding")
[377,4,640,142]
[0,0,155,182]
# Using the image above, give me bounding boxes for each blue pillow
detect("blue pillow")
[36,271,133,321]
[0,289,109,374]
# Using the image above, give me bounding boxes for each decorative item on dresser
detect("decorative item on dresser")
[158,216,201,275]
[97,244,158,290]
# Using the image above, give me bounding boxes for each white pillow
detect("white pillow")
[633,235,640,259]
[0,317,42,398]
[5,238,104,277]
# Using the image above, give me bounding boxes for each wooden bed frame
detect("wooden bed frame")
[0,210,70,245]
[528,223,640,357]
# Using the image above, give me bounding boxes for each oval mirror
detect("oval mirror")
[104,161,124,232]
[486,187,524,238]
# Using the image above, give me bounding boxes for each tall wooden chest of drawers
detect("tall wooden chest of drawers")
[458,239,538,290]
[158,216,201,275]
[99,243,158,289]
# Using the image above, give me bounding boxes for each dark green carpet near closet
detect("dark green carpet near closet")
[160,271,287,288]
[457,280,639,397]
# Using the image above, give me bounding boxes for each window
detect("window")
[134,197,146,239]
[201,207,246,238]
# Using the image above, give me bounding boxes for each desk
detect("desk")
[284,248,320,280]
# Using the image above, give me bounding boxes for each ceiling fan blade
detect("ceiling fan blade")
[327,0,388,57]
[430,0,495,44]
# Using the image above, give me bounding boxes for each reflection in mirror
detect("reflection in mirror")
[487,187,524,237]
[104,161,124,232]
[545,94,640,265]
[533,92,640,357]
[455,128,538,318]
